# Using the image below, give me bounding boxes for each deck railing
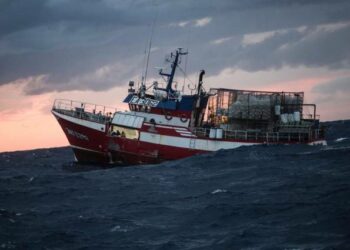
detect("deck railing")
[52,99,117,124]
[192,127,321,143]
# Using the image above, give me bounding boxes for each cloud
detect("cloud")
[0,79,51,119]
[312,76,350,94]
[309,76,350,119]
[170,20,190,28]
[211,36,233,45]
[169,17,212,28]
[242,29,289,46]
[0,0,350,95]
[22,60,139,95]
[194,17,212,27]
[200,21,350,73]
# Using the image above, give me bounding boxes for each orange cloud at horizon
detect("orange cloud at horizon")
[0,82,128,152]
[0,83,67,152]
[0,113,69,152]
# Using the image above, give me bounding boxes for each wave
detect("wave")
[0,120,349,249]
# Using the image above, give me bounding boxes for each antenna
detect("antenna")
[143,2,158,87]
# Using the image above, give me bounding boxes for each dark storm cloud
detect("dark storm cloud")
[230,25,350,72]
[0,0,350,94]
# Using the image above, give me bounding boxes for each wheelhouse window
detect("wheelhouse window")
[129,104,151,113]
[110,125,139,139]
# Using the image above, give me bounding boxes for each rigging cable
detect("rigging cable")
[177,64,195,87]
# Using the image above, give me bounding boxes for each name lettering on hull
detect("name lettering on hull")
[66,128,89,141]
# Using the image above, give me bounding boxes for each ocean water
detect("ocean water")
[1,120,350,249]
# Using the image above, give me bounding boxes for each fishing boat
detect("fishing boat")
[52,48,326,165]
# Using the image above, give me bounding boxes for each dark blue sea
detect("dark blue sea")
[1,120,350,249]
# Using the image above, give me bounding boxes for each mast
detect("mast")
[159,48,187,93]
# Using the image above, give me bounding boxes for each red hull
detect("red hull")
[53,111,111,163]
[53,111,205,165]
[52,110,326,166]
[107,136,205,165]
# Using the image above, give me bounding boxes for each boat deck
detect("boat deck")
[52,99,117,124]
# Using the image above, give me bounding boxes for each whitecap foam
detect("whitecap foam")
[211,189,227,194]
[335,137,348,142]
[110,225,127,233]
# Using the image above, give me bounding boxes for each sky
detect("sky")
[1,0,350,152]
